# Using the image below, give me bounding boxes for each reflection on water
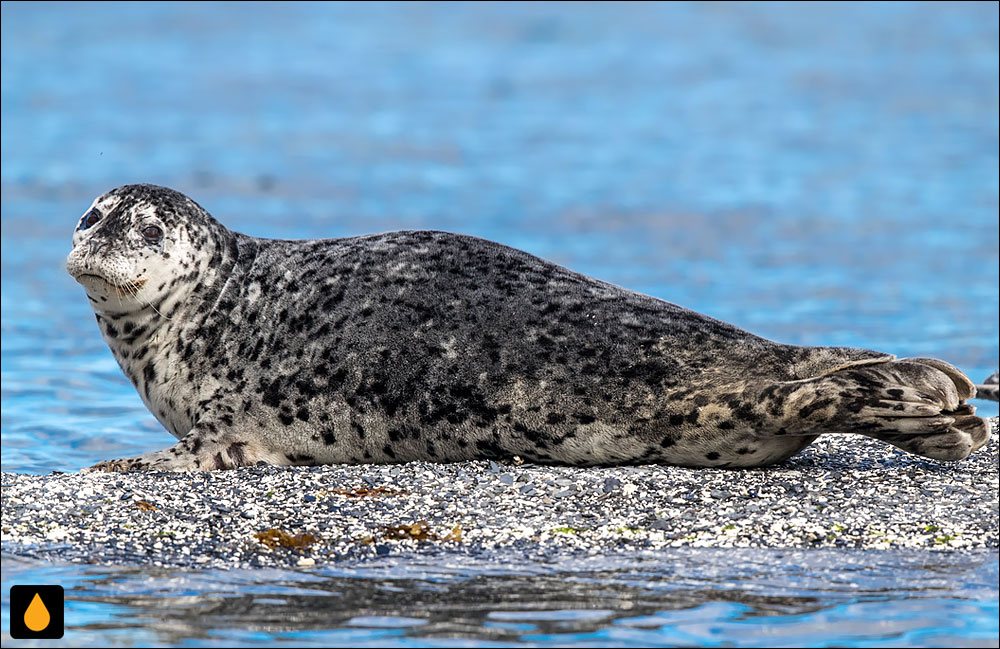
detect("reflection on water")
[2,549,997,647]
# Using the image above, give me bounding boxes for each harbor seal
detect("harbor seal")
[66,184,995,472]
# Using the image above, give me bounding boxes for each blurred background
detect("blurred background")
[2,1,998,473]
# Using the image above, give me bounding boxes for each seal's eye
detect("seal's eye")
[80,209,101,230]
[142,225,163,243]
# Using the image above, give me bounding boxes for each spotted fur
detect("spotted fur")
[66,185,991,472]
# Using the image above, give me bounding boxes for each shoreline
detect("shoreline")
[2,418,997,570]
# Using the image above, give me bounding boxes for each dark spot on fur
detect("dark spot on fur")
[227,442,247,465]
[799,397,834,419]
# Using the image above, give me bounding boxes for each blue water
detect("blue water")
[2,550,999,647]
[1,1,997,646]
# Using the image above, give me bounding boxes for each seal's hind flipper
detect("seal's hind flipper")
[765,358,989,461]
[865,400,988,461]
[897,357,976,401]
[973,370,999,402]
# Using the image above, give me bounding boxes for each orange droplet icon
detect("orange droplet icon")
[24,592,51,632]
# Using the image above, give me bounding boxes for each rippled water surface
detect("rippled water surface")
[2,1,998,646]
[3,550,999,647]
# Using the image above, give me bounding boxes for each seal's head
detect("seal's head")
[66,184,222,314]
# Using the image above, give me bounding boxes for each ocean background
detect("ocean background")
[2,1,997,646]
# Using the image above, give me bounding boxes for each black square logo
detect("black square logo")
[9,585,64,639]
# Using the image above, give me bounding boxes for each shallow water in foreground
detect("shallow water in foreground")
[2,549,998,647]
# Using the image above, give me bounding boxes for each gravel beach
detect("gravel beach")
[3,418,997,569]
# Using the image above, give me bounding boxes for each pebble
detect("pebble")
[1,418,996,570]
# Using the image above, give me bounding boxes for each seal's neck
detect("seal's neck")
[95,230,258,436]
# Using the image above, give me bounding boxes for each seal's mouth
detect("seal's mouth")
[75,273,146,296]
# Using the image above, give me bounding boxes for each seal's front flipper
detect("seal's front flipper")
[973,371,999,402]
[767,357,988,461]
[84,428,287,472]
